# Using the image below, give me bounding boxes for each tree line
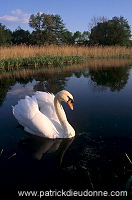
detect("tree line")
[0,13,132,46]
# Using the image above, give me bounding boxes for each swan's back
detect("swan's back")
[13,95,63,138]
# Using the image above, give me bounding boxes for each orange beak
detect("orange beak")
[67,100,74,110]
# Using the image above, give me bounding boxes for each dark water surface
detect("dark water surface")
[0,61,132,198]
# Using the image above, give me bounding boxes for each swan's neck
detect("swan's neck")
[54,97,69,134]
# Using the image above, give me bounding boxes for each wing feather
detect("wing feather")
[13,95,63,138]
[33,91,59,122]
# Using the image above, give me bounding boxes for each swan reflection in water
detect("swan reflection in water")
[19,134,74,165]
[0,135,75,194]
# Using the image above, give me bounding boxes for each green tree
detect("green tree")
[0,23,12,46]
[29,12,66,44]
[73,31,90,44]
[89,16,131,46]
[73,31,82,43]
[60,31,74,44]
[81,31,90,44]
[12,26,30,44]
[88,16,108,32]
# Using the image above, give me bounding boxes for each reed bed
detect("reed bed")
[0,45,132,69]
[1,45,132,59]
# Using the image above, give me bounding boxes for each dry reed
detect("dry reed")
[0,45,132,59]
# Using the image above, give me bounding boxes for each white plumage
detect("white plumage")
[13,90,75,138]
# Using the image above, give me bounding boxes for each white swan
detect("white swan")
[12,90,75,138]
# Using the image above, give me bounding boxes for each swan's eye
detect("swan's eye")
[67,96,74,110]
[67,96,74,103]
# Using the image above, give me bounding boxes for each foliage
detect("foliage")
[0,56,84,70]
[0,14,132,46]
[60,31,74,44]
[88,16,108,32]
[73,31,82,42]
[29,12,66,45]
[89,16,131,46]
[73,31,90,44]
[12,26,30,44]
[0,23,12,46]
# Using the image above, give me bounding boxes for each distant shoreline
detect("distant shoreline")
[0,45,132,70]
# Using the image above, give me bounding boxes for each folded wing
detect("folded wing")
[13,95,63,138]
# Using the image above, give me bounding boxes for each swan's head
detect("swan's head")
[56,90,74,110]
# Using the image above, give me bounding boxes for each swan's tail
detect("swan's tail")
[12,96,39,127]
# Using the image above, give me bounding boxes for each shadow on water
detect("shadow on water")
[0,135,74,196]
[18,135,74,163]
[0,132,131,198]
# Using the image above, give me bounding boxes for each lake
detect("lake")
[0,60,132,198]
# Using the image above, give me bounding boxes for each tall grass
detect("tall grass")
[0,45,132,69]
[1,45,132,59]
